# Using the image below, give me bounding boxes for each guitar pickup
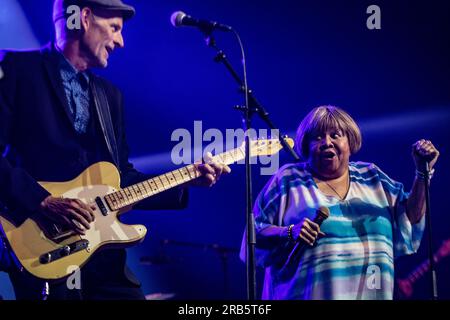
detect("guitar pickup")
[39,239,89,264]
[95,196,109,216]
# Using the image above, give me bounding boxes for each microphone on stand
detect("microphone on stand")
[170,11,232,32]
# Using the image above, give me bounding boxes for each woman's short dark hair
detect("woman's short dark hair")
[295,105,362,159]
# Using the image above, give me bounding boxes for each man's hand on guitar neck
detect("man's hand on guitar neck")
[190,152,231,187]
[39,196,96,235]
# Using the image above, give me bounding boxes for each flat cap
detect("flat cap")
[53,0,135,22]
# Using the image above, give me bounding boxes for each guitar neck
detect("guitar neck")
[406,252,443,284]
[103,146,245,211]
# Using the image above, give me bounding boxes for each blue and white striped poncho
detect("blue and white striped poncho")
[249,161,425,300]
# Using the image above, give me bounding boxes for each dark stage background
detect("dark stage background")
[1,0,449,300]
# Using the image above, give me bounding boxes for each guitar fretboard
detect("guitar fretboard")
[103,146,245,211]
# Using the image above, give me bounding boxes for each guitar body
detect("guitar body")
[0,162,147,280]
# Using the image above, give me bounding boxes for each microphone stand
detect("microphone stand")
[198,27,300,300]
[424,162,438,300]
[204,37,300,162]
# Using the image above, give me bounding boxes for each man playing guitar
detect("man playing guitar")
[0,0,230,300]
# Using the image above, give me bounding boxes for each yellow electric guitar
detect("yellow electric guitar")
[0,138,293,280]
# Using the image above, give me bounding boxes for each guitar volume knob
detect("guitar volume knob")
[40,253,52,264]
[62,245,71,256]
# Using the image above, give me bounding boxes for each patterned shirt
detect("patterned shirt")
[58,52,90,134]
[244,161,425,300]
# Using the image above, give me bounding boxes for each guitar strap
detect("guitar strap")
[90,77,120,173]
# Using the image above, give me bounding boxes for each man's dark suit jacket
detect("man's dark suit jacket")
[0,43,187,287]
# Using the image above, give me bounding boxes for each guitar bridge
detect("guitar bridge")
[39,239,89,264]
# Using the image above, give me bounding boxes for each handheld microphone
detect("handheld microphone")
[170,11,232,32]
[288,206,330,261]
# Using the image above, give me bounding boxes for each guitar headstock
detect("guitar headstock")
[247,137,295,156]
